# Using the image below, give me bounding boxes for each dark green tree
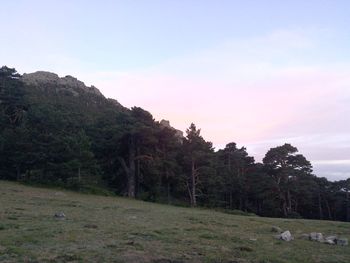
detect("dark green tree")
[263,143,313,217]
[182,123,214,207]
[214,143,255,210]
[118,107,157,198]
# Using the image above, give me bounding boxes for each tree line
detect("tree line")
[1,66,349,221]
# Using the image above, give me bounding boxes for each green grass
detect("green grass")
[0,181,349,263]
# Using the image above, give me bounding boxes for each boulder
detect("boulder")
[309,232,323,242]
[275,230,293,242]
[336,238,348,246]
[324,235,337,245]
[271,226,282,233]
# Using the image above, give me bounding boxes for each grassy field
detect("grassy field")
[0,181,349,263]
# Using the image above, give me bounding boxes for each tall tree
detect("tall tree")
[182,123,214,207]
[0,66,28,180]
[215,143,254,210]
[263,143,313,217]
[118,107,157,198]
[154,125,182,203]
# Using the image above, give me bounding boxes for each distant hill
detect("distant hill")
[0,66,182,196]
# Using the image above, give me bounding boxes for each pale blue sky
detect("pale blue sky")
[1,1,350,180]
[2,0,350,70]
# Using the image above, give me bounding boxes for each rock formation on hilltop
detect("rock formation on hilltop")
[22,71,103,97]
[160,119,184,140]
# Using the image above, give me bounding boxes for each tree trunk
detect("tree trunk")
[318,193,323,220]
[78,166,81,183]
[187,181,193,206]
[258,200,262,215]
[282,199,288,217]
[325,199,332,220]
[191,159,197,207]
[165,169,171,204]
[346,191,350,222]
[135,157,140,198]
[167,180,171,204]
[287,189,292,213]
[127,137,136,198]
[78,146,82,183]
[16,165,21,181]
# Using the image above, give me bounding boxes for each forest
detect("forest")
[1,66,349,222]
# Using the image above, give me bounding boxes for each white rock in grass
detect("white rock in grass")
[310,232,323,242]
[54,212,66,220]
[337,238,348,246]
[325,235,337,245]
[275,230,293,242]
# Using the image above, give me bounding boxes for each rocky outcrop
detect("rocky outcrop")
[159,120,184,141]
[298,233,348,246]
[22,71,103,97]
[273,230,348,246]
[22,71,59,86]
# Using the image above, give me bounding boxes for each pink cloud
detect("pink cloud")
[77,29,350,180]
[90,67,349,144]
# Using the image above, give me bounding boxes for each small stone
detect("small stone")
[336,238,348,246]
[310,232,323,242]
[249,238,257,241]
[54,212,66,220]
[271,226,282,233]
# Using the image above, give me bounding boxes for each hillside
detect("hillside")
[0,181,349,263]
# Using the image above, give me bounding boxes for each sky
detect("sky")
[1,0,350,181]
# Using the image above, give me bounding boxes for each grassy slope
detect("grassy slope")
[0,181,349,263]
